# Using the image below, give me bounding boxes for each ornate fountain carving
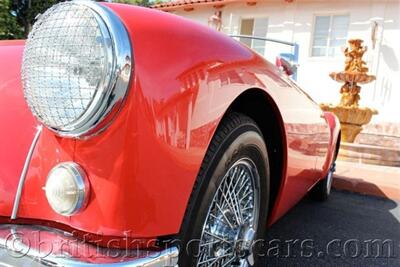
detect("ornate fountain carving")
[320,39,378,143]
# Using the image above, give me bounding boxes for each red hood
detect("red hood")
[0,40,37,216]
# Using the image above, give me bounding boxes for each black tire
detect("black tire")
[311,162,336,201]
[178,112,270,266]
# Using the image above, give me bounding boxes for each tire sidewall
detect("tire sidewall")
[181,124,270,266]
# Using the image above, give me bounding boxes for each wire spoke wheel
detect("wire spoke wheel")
[196,158,260,267]
[178,113,269,267]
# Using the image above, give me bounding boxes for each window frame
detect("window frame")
[310,13,350,58]
[238,16,269,53]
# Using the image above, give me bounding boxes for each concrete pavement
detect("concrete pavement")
[333,160,400,201]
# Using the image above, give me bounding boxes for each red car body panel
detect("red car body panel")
[0,41,36,216]
[0,4,339,241]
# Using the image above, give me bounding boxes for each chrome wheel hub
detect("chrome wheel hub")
[235,225,255,255]
[196,158,260,267]
[326,162,336,195]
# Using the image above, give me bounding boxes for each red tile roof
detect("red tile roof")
[152,0,253,11]
[152,0,293,11]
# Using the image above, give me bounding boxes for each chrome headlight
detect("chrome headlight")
[22,1,132,138]
[44,162,90,216]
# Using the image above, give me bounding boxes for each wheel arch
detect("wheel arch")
[334,130,341,161]
[226,88,287,217]
[322,111,342,175]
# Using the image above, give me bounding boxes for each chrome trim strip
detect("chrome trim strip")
[0,244,179,267]
[0,224,179,267]
[11,125,43,219]
[229,34,297,47]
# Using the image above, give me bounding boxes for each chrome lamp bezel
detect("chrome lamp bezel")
[22,0,132,138]
[44,162,90,216]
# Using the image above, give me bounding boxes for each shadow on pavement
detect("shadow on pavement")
[263,190,400,266]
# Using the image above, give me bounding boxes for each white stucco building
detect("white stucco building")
[154,0,400,125]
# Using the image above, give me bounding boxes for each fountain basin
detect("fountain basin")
[321,104,378,142]
[329,71,376,84]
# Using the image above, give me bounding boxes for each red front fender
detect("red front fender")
[0,40,36,216]
[1,4,281,240]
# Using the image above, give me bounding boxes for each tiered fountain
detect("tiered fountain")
[320,39,378,143]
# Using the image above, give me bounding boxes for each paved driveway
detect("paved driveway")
[263,190,400,266]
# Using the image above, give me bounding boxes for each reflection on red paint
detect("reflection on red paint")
[0,3,339,246]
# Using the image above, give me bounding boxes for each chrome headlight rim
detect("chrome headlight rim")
[45,162,90,216]
[22,0,132,138]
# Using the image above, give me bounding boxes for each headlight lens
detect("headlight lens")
[44,162,90,216]
[22,1,132,138]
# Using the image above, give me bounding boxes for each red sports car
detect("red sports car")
[0,1,340,266]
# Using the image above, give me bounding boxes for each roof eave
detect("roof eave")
[152,0,258,11]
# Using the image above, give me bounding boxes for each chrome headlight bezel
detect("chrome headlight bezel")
[22,1,132,138]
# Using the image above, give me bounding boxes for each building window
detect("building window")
[240,18,269,55]
[311,15,350,57]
